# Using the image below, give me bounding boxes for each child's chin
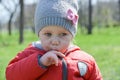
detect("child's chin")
[59,50,67,54]
[47,49,66,53]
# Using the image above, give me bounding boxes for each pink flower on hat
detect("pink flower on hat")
[67,9,78,25]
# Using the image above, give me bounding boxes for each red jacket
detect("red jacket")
[6,42,102,80]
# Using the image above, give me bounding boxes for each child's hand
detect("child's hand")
[40,50,65,66]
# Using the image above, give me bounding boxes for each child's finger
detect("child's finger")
[55,51,65,58]
[50,54,59,66]
[47,50,65,66]
[49,50,65,58]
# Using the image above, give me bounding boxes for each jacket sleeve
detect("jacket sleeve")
[6,47,47,80]
[84,58,103,80]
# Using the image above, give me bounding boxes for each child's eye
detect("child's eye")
[44,33,52,37]
[59,33,67,36]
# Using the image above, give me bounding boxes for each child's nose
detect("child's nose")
[51,37,60,45]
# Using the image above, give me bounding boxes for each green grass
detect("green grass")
[0,27,120,80]
[74,27,120,80]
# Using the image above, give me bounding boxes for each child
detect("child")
[6,0,103,80]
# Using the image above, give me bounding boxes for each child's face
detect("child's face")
[39,26,73,53]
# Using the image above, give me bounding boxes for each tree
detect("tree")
[119,0,120,24]
[0,0,19,35]
[78,0,90,34]
[19,0,24,44]
[88,0,93,34]
[24,3,36,33]
[0,0,1,28]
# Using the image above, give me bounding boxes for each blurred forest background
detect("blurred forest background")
[0,0,120,80]
[0,0,120,43]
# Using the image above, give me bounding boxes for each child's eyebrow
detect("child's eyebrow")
[43,30,52,33]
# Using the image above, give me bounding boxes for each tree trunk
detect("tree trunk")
[88,0,93,34]
[8,13,14,36]
[119,0,120,24]
[19,0,24,44]
[0,0,19,36]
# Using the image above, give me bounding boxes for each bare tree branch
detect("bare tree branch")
[0,0,19,35]
[0,1,11,12]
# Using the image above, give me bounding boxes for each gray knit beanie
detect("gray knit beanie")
[34,0,79,36]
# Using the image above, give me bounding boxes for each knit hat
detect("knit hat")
[34,0,79,36]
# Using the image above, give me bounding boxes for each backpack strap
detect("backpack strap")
[77,61,88,76]
[62,58,68,80]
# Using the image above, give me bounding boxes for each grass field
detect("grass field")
[0,27,120,80]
